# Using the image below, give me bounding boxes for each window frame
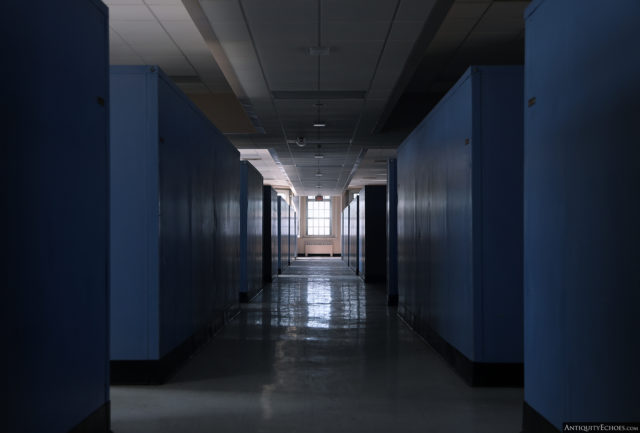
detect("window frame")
[306,197,332,237]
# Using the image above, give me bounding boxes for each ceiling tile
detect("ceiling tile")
[108,5,155,20]
[147,4,192,20]
[243,0,317,22]
[325,20,390,41]
[395,0,437,21]
[322,0,398,21]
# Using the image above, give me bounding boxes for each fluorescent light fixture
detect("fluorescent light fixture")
[313,122,326,127]
[314,154,324,159]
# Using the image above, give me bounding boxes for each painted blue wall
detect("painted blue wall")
[387,159,398,299]
[263,186,278,282]
[109,67,159,360]
[3,1,110,431]
[110,66,240,361]
[524,0,640,428]
[277,197,291,273]
[292,209,297,262]
[211,113,241,319]
[348,197,359,273]
[358,185,387,283]
[240,161,263,299]
[342,206,350,263]
[397,66,524,364]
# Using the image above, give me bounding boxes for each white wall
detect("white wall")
[297,196,342,256]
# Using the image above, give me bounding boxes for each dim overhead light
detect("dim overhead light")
[314,153,324,159]
[313,122,326,128]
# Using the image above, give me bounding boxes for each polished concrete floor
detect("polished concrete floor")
[111,257,523,433]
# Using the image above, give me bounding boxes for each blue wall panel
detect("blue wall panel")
[277,197,291,273]
[263,186,278,282]
[110,66,240,365]
[3,1,110,431]
[524,0,640,428]
[342,207,349,263]
[348,197,359,274]
[240,162,263,301]
[387,159,398,303]
[212,121,241,322]
[397,66,524,374]
[109,67,159,360]
[358,185,387,283]
[290,210,297,262]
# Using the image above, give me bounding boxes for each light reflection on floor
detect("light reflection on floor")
[111,257,522,433]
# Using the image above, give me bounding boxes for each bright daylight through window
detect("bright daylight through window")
[307,196,331,236]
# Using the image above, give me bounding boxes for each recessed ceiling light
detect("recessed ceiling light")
[314,154,324,159]
[313,122,326,128]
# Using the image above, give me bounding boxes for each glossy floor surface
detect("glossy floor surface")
[111,257,523,433]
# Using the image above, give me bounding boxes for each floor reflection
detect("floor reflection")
[306,282,332,329]
[111,257,522,433]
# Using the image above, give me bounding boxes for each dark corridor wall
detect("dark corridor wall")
[240,161,263,302]
[263,186,278,282]
[397,66,524,385]
[523,0,640,429]
[109,66,241,382]
[3,1,110,432]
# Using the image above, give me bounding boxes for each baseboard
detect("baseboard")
[522,402,560,433]
[68,401,110,433]
[111,307,238,385]
[399,308,523,387]
[387,294,398,306]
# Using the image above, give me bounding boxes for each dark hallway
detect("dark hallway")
[111,258,522,433]
[5,1,640,432]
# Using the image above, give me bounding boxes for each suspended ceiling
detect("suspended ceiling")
[105,0,255,132]
[106,0,530,196]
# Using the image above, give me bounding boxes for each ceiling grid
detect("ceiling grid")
[106,0,530,195]
[198,0,438,195]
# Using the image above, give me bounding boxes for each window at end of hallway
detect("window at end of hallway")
[307,196,331,236]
